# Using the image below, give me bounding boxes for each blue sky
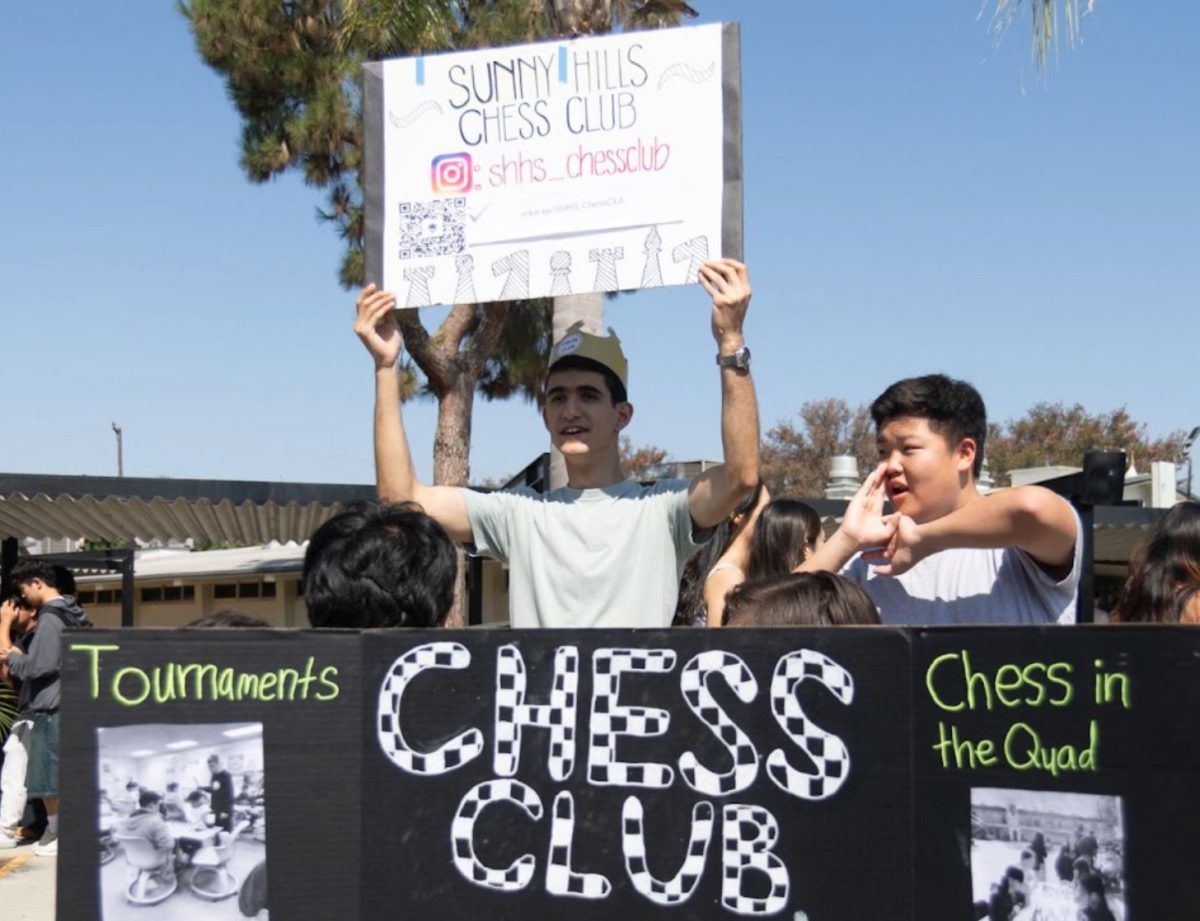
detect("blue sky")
[2,2,1196,486]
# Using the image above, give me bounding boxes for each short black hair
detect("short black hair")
[52,566,76,595]
[302,501,457,629]
[546,355,627,404]
[10,559,60,589]
[870,374,987,478]
[138,790,162,809]
[186,610,270,629]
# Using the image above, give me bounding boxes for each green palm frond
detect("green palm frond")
[0,683,17,736]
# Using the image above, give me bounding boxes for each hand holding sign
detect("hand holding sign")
[354,284,402,370]
[699,258,750,349]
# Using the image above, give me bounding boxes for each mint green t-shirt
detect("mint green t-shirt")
[461,479,704,628]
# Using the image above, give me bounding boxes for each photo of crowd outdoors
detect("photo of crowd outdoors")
[970,787,1125,921]
[95,722,267,921]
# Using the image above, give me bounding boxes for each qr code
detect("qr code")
[398,198,466,260]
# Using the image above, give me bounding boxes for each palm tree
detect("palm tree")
[984,0,1094,73]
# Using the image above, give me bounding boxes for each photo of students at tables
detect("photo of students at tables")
[95,722,269,921]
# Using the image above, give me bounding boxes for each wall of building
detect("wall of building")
[79,576,307,628]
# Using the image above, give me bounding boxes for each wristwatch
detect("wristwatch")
[716,345,751,372]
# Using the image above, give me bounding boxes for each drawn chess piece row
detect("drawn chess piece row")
[402,228,711,306]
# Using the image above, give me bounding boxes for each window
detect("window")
[78,590,96,605]
[238,583,261,599]
[141,587,163,603]
[214,584,237,600]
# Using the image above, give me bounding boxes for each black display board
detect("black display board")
[57,627,1200,920]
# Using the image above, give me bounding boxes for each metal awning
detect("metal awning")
[0,473,377,545]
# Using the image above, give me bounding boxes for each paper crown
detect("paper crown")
[547,321,628,391]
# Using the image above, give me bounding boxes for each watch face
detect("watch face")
[717,347,750,370]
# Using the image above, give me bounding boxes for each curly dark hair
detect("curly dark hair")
[302,501,457,628]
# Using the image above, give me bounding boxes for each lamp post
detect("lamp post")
[112,422,123,478]
[1183,426,1200,500]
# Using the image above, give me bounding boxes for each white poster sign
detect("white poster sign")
[363,22,741,307]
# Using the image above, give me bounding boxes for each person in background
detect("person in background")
[724,571,881,628]
[0,594,38,849]
[0,559,90,857]
[1111,500,1200,623]
[119,790,177,890]
[185,610,270,628]
[672,483,766,627]
[685,493,825,627]
[207,754,235,833]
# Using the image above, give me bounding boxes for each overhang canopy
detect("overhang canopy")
[0,473,377,545]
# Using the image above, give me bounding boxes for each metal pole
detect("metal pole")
[120,546,135,628]
[112,422,123,477]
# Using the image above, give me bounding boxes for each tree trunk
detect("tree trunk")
[549,291,605,489]
[398,301,507,628]
[432,374,476,628]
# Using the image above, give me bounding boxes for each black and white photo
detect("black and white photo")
[96,722,268,921]
[970,787,1126,921]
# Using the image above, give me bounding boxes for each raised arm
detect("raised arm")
[354,285,473,543]
[867,486,1078,577]
[688,260,759,530]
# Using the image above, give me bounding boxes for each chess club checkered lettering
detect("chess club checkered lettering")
[587,648,677,787]
[451,779,543,891]
[377,642,483,775]
[493,644,579,781]
[678,651,761,796]
[767,650,854,800]
[621,796,714,905]
[721,805,790,915]
[546,791,611,899]
[374,643,856,911]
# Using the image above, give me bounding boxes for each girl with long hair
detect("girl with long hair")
[672,483,767,628]
[1111,501,1200,623]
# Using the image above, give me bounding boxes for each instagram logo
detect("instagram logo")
[431,152,474,195]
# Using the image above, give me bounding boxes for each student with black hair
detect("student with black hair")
[303,501,458,629]
[801,374,1081,625]
[355,259,760,628]
[0,559,89,856]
